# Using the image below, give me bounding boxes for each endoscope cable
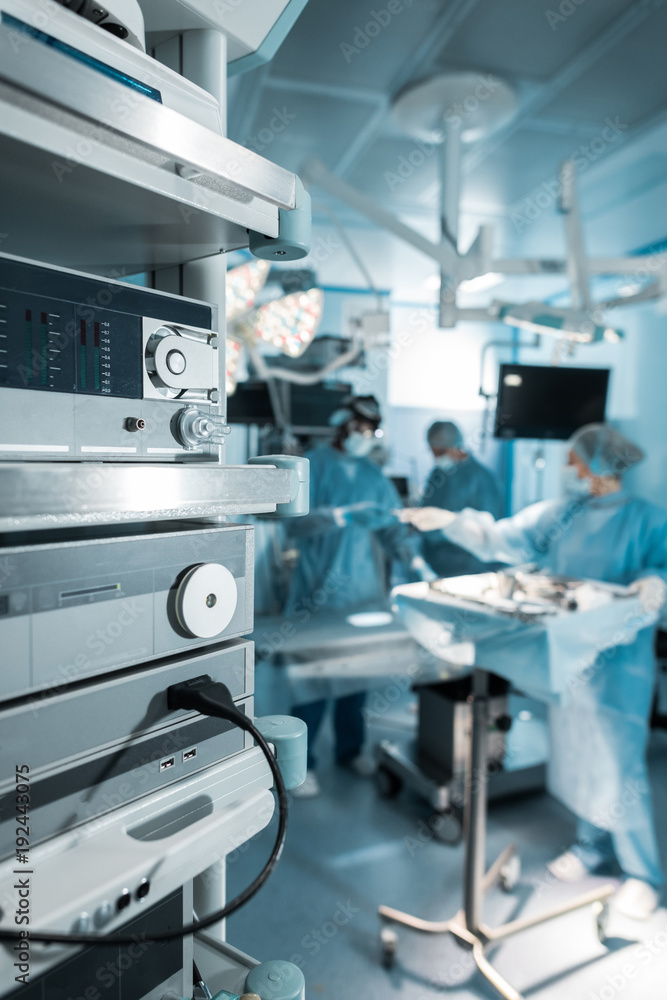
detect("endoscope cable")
[0,677,288,946]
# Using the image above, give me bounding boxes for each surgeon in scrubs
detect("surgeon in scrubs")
[286,395,428,798]
[421,420,503,577]
[401,424,667,919]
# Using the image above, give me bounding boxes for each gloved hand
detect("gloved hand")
[408,555,438,583]
[398,507,458,532]
[333,501,394,530]
[630,575,667,615]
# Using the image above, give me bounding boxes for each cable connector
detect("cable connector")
[167,675,252,734]
[168,674,235,715]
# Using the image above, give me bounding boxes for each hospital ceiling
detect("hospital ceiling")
[227,0,667,234]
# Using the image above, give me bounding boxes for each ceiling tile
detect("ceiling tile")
[242,88,381,174]
[346,136,439,207]
[465,127,595,207]
[539,5,667,126]
[434,0,632,82]
[270,0,448,90]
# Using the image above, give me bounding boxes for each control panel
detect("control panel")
[0,255,227,460]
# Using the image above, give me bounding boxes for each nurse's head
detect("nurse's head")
[426,421,467,469]
[329,394,382,457]
[567,423,644,497]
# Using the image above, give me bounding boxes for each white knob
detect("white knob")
[175,563,238,638]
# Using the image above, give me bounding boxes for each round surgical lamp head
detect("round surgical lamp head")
[391,71,518,144]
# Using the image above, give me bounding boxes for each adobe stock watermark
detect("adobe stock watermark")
[546,0,587,31]
[588,922,667,1000]
[340,0,413,63]
[511,118,628,233]
[244,107,297,155]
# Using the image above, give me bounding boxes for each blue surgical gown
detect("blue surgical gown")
[286,444,416,614]
[421,456,504,577]
[444,491,667,885]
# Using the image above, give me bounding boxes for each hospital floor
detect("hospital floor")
[228,680,667,1000]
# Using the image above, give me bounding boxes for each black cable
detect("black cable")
[0,677,288,946]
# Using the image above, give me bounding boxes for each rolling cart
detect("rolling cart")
[374,674,547,845]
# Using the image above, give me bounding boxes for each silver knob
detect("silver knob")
[166,350,186,375]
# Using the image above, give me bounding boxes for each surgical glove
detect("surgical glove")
[399,507,458,532]
[630,575,667,615]
[334,501,394,529]
[409,555,438,583]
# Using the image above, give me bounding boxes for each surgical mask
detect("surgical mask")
[562,465,592,497]
[434,454,457,472]
[344,431,375,458]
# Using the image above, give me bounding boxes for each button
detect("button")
[136,878,150,900]
[268,972,282,982]
[166,350,186,375]
[116,889,131,912]
[71,912,90,933]
[93,901,113,928]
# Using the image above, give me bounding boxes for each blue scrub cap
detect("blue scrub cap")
[569,423,644,478]
[427,420,464,450]
[329,394,382,428]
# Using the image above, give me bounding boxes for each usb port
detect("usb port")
[159,756,175,772]
[183,747,197,763]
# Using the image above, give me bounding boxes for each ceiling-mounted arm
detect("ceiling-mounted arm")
[438,120,462,328]
[302,158,460,272]
[315,202,384,312]
[558,160,592,312]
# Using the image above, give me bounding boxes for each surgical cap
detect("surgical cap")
[329,394,382,428]
[427,420,464,450]
[569,423,644,478]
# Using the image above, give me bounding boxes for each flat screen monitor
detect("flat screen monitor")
[226,381,352,429]
[494,364,610,440]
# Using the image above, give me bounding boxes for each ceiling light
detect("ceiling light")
[617,282,643,298]
[459,272,503,293]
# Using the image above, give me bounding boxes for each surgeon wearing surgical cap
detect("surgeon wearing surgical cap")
[401,423,667,920]
[421,420,504,577]
[285,395,428,798]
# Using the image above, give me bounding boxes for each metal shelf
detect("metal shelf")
[0,24,296,275]
[0,462,294,531]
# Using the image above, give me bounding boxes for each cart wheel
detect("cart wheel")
[375,766,402,799]
[380,926,398,968]
[431,808,463,846]
[593,901,610,944]
[499,854,521,892]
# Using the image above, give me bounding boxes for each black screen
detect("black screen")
[494,364,610,440]
[227,381,351,429]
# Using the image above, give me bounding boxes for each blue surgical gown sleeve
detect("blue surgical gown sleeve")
[373,475,420,566]
[635,508,667,585]
[443,500,557,566]
[284,447,342,539]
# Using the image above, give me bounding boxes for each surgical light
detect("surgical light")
[225,336,242,395]
[250,288,323,357]
[226,259,271,322]
[498,302,624,344]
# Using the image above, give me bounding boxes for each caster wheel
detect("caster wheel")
[431,808,463,846]
[593,901,610,944]
[380,926,397,968]
[375,766,402,799]
[500,854,521,892]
